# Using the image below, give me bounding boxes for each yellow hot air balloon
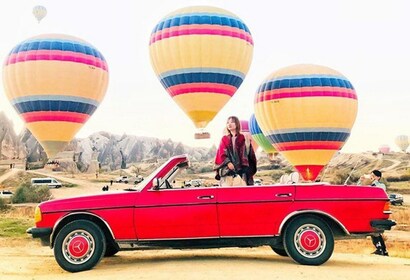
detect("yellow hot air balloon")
[254,64,358,181]
[2,34,109,159]
[395,135,409,152]
[149,6,254,139]
[33,5,47,23]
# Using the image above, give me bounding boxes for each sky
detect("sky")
[0,0,409,153]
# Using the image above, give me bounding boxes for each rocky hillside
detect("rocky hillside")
[0,112,216,171]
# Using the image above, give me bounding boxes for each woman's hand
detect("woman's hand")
[227,162,234,170]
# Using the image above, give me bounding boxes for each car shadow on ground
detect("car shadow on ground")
[99,250,377,268]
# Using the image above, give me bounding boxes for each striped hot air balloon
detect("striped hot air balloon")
[2,34,109,159]
[249,114,276,156]
[254,64,358,181]
[149,6,253,139]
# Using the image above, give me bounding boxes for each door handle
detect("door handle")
[198,195,214,200]
[276,193,293,197]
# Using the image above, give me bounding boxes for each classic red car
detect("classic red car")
[27,155,395,272]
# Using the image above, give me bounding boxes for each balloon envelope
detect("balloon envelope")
[2,34,109,158]
[378,145,390,154]
[33,5,47,23]
[395,135,409,152]
[254,64,358,181]
[149,6,253,133]
[248,114,276,154]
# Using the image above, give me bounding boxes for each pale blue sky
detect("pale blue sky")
[0,0,409,153]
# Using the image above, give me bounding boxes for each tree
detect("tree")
[120,148,127,169]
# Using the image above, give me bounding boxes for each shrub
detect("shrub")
[12,182,51,204]
[271,171,286,181]
[386,174,410,182]
[199,166,213,173]
[0,198,10,211]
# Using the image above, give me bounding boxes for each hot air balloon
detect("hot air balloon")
[248,114,277,159]
[33,5,47,23]
[2,34,109,159]
[254,64,358,181]
[395,135,409,152]
[240,119,259,152]
[378,145,390,154]
[149,6,253,139]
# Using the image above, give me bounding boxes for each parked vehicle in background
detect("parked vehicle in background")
[0,190,13,203]
[31,178,62,188]
[254,178,262,186]
[114,176,129,183]
[134,175,144,184]
[388,193,404,205]
[184,179,203,187]
[114,176,143,184]
[27,155,396,272]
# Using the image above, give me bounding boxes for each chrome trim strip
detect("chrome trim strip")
[279,210,350,235]
[136,236,220,241]
[383,211,392,214]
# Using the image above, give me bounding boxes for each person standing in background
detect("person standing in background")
[359,169,389,256]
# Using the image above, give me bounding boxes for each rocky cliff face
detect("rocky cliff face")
[0,112,216,170]
[72,131,216,171]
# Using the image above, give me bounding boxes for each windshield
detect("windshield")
[130,159,188,191]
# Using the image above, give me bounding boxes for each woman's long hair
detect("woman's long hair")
[225,116,241,135]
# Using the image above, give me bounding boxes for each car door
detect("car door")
[134,186,219,240]
[217,185,295,237]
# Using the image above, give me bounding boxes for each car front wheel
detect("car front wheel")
[54,220,106,272]
[283,215,334,265]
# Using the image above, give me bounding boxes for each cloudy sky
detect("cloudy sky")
[0,0,409,153]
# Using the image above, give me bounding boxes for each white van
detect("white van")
[31,178,62,188]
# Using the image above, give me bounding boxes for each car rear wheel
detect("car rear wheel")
[283,215,334,265]
[54,220,106,272]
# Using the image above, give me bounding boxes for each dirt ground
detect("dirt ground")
[1,168,410,279]
[0,238,409,280]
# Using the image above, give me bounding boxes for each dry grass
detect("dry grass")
[335,237,410,258]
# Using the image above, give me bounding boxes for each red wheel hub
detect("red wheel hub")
[67,235,90,258]
[299,229,321,252]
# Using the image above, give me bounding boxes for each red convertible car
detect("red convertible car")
[27,155,395,272]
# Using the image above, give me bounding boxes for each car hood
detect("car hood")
[39,190,139,213]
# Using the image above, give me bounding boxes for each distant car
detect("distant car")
[0,190,13,197]
[114,176,129,183]
[134,176,144,184]
[388,193,404,205]
[254,179,262,186]
[0,190,13,203]
[184,179,203,187]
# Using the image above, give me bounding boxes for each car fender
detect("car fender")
[50,211,116,248]
[278,210,350,236]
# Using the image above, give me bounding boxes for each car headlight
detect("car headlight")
[34,205,42,223]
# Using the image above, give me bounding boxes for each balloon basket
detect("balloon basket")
[194,132,210,139]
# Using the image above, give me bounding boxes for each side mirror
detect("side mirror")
[152,177,161,190]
